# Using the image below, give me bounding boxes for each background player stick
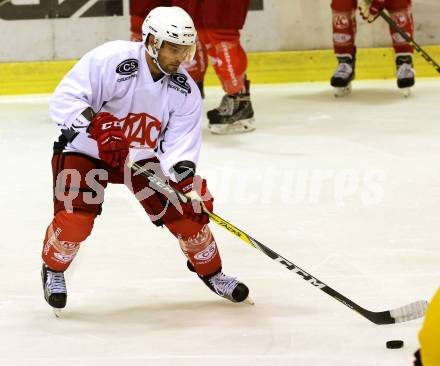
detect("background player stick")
[379,10,440,73]
[130,161,428,325]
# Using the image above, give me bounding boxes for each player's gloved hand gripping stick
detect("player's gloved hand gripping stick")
[130,161,428,325]
[173,175,213,225]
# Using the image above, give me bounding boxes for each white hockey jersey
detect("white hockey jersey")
[50,40,202,182]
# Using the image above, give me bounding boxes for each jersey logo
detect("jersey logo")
[169,73,191,95]
[123,112,161,148]
[95,112,161,149]
[116,59,138,75]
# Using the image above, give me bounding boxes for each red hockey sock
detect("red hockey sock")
[198,28,247,95]
[166,220,222,276]
[331,0,357,56]
[387,1,414,54]
[179,225,221,276]
[42,210,95,271]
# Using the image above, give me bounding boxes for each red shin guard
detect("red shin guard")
[167,220,221,276]
[198,28,247,95]
[42,210,95,271]
[387,2,414,54]
[179,225,221,276]
[331,0,357,56]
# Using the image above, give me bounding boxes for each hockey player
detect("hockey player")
[414,287,440,365]
[41,6,250,315]
[130,0,254,134]
[331,0,415,96]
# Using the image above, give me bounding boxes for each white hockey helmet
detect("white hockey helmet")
[141,6,197,73]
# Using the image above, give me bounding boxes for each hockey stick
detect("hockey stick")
[130,161,427,325]
[379,10,440,73]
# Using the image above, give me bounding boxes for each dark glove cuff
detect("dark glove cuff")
[171,161,196,183]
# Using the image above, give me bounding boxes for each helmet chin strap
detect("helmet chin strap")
[146,44,170,75]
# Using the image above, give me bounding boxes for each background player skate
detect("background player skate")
[41,6,249,315]
[130,0,255,135]
[331,0,415,96]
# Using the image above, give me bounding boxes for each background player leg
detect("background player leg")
[387,0,415,95]
[171,0,254,134]
[331,0,358,97]
[198,29,255,134]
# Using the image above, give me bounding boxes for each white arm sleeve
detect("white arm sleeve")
[157,96,203,182]
[49,50,115,132]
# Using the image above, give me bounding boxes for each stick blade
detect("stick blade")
[389,300,428,323]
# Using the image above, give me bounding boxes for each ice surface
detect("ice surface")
[0,79,439,366]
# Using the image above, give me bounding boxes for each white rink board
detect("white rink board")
[0,79,439,365]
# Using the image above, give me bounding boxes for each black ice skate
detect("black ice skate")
[41,264,67,317]
[396,54,415,97]
[208,77,255,135]
[331,51,356,97]
[187,261,252,304]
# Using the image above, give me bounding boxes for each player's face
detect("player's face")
[158,41,192,74]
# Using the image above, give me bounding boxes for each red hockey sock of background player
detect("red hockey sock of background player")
[386,0,414,54]
[197,28,247,95]
[331,0,358,57]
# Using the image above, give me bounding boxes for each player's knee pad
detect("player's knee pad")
[42,210,96,271]
[52,210,96,242]
[165,217,204,239]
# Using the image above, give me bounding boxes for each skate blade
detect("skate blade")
[209,117,255,135]
[401,88,411,98]
[333,84,352,98]
[53,308,62,318]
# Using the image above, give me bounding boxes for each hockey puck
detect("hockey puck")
[386,340,404,349]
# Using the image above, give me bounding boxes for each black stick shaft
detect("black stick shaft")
[131,162,423,325]
[208,212,393,324]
